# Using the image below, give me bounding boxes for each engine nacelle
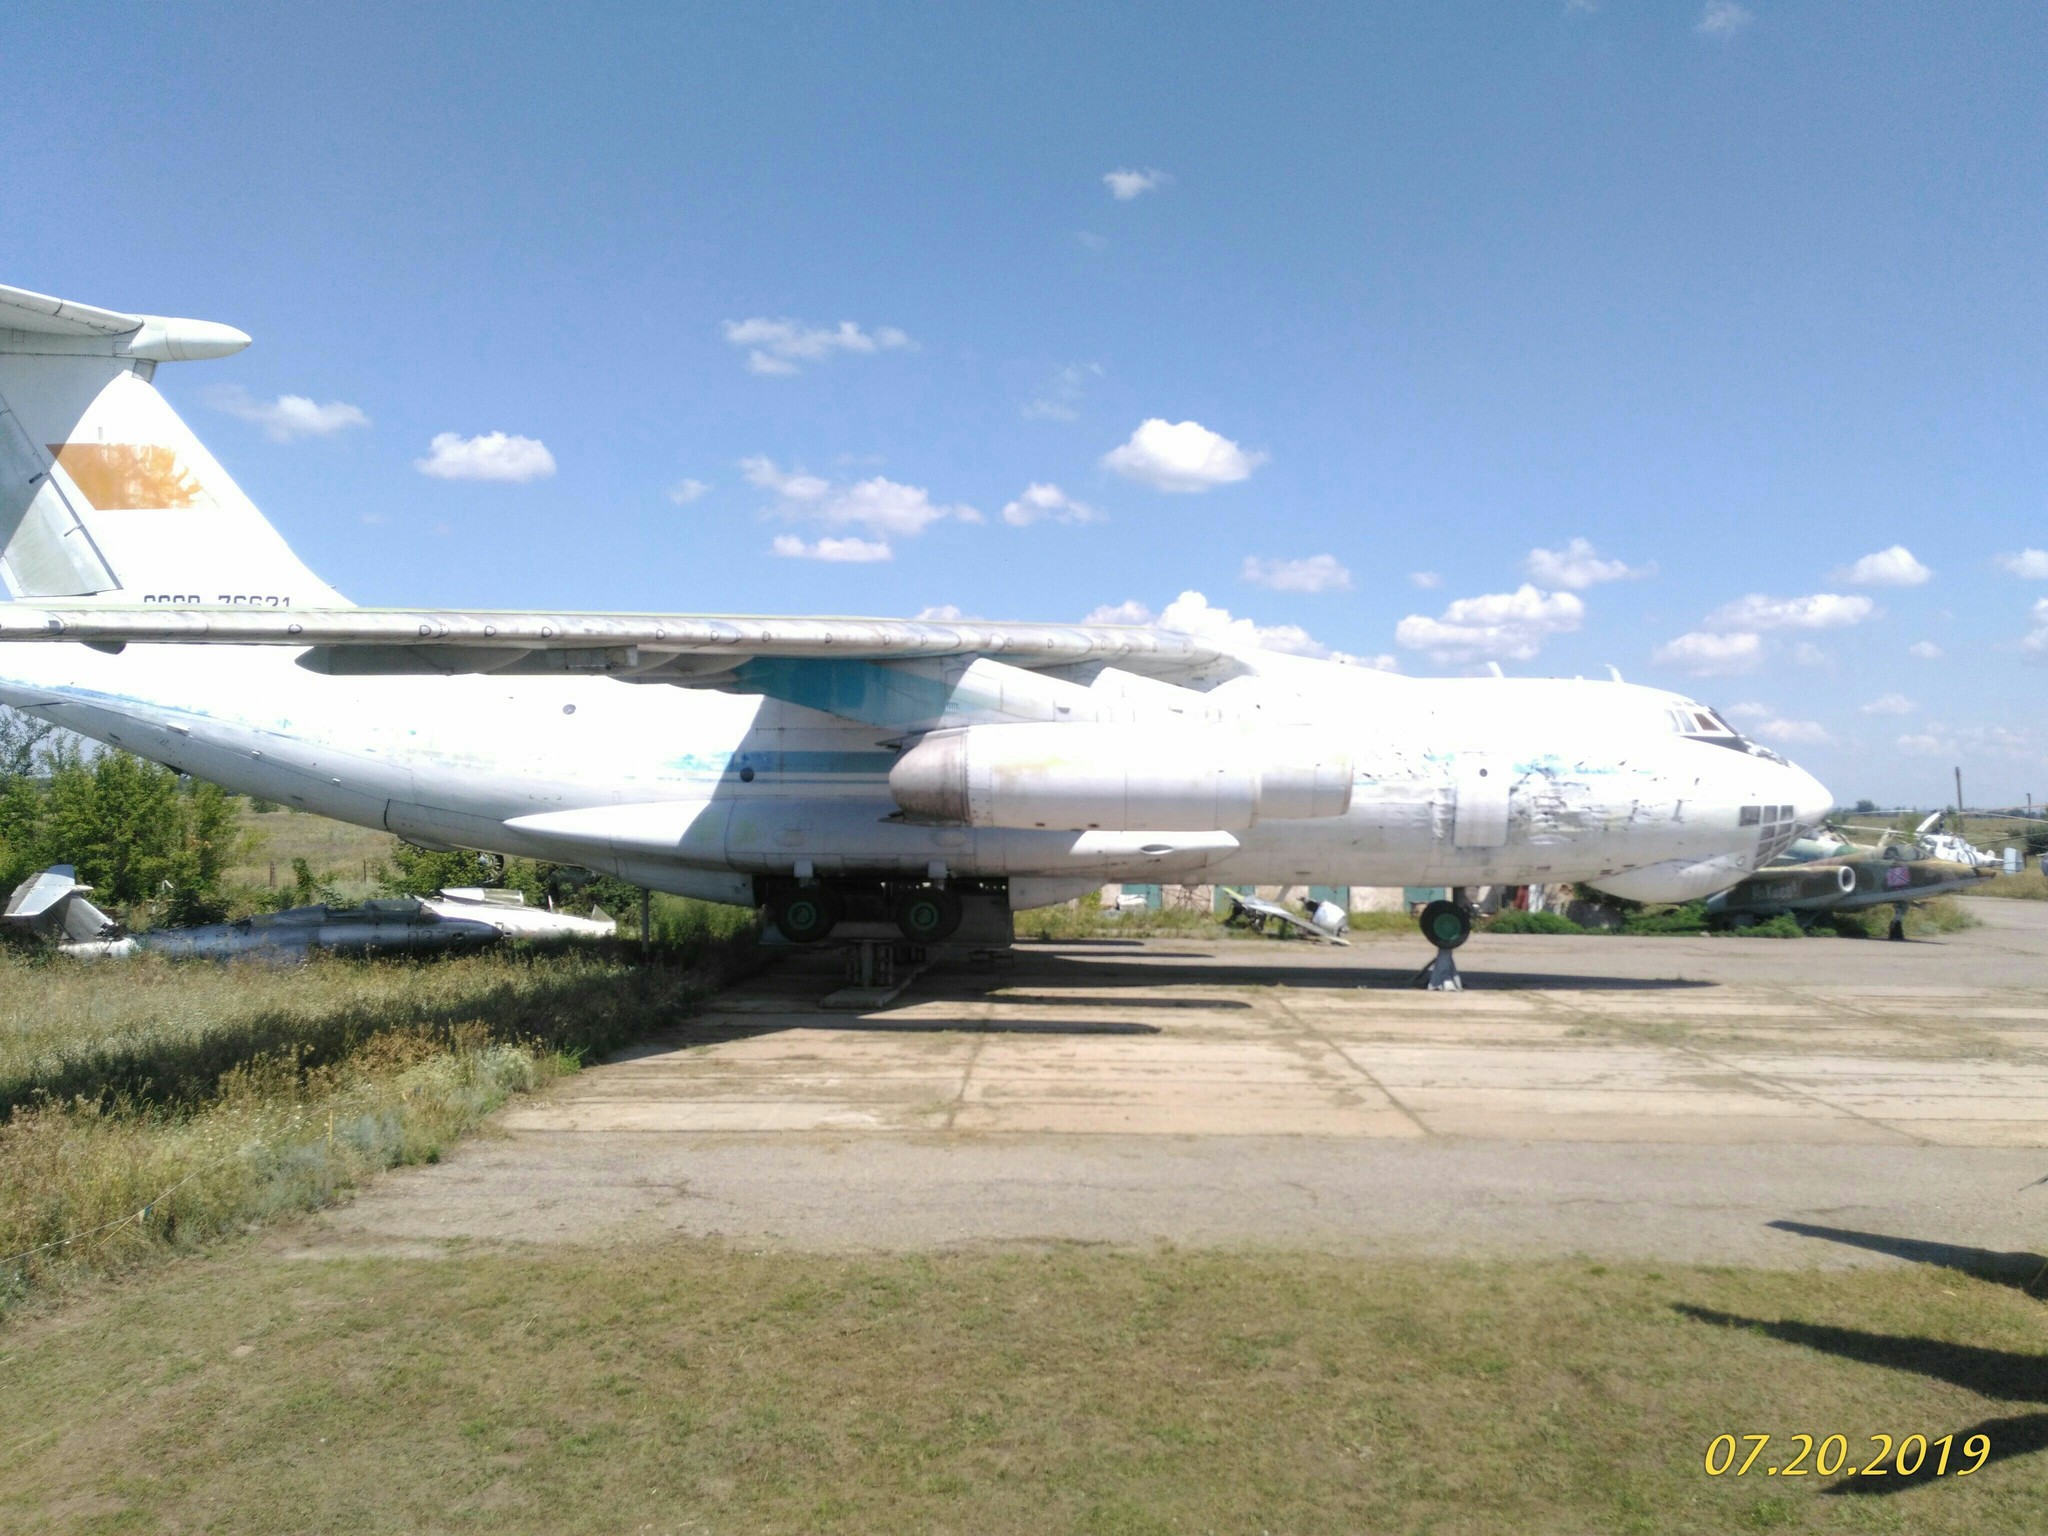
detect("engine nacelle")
[888,722,1351,832]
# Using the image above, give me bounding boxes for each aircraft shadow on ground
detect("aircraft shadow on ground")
[1768,1221,2048,1294]
[1676,1305,2048,1495]
[1016,951,1715,994]
[686,1015,1163,1041]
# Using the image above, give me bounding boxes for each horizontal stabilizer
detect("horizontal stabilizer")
[0,282,249,361]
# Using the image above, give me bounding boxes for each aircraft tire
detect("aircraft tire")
[1417,899,1472,951]
[892,885,963,943]
[768,888,845,944]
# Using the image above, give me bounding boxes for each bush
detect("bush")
[1486,909,1585,935]
[1731,914,1804,938]
[1621,903,1710,935]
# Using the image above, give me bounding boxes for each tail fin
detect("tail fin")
[3,864,120,944]
[0,282,345,607]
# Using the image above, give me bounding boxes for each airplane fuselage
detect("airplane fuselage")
[0,641,1833,912]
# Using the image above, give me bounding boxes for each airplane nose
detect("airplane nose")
[1785,761,1833,830]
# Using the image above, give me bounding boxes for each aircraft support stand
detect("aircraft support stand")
[822,939,930,1010]
[1415,946,1463,991]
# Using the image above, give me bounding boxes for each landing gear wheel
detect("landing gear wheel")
[1888,902,1907,942]
[1417,899,1472,950]
[891,885,963,943]
[1413,899,1472,992]
[768,887,845,944]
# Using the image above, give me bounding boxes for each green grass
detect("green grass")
[228,805,401,902]
[1817,897,1981,940]
[1,1245,2041,1534]
[0,919,757,1310]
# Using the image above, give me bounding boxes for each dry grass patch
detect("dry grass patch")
[1976,872,2048,901]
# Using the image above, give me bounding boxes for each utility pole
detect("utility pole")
[1954,766,1965,831]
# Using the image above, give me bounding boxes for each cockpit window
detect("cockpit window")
[1666,701,1788,764]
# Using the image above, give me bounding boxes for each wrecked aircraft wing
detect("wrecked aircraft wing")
[1221,889,1351,945]
[2,869,497,960]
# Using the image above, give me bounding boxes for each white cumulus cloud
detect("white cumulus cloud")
[1408,571,1442,589]
[915,604,966,621]
[744,456,974,539]
[1022,362,1101,422]
[1751,717,1832,746]
[1103,418,1265,493]
[721,317,912,376]
[770,533,892,563]
[1086,591,1396,669]
[1654,630,1764,676]
[1909,640,1944,659]
[1696,1,1751,35]
[667,478,710,505]
[1997,549,2048,579]
[1836,544,1932,587]
[1103,168,1172,200]
[2024,598,2048,661]
[1895,732,1952,756]
[1395,585,1585,665]
[1860,693,1915,716]
[415,431,556,483]
[1241,554,1352,594]
[1524,538,1653,590]
[1706,592,1876,631]
[740,456,831,501]
[1083,599,1157,626]
[204,385,369,443]
[1001,483,1097,526]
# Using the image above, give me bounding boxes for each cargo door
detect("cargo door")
[1452,758,1510,849]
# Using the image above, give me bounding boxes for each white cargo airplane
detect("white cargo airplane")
[0,281,1831,949]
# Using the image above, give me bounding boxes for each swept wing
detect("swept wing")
[0,606,1235,686]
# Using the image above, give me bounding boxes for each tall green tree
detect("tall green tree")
[0,709,249,922]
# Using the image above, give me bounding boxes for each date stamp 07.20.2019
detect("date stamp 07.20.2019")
[1704,1432,1990,1479]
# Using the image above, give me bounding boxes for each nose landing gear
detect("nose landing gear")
[1412,898,1472,991]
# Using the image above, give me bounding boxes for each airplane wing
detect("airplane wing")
[0,606,1235,684]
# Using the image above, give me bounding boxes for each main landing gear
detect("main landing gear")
[764,887,846,945]
[1889,900,1908,942]
[1412,898,1472,991]
[763,881,965,945]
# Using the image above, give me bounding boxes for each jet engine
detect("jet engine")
[887,722,1352,832]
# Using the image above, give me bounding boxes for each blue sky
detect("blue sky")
[7,2,2045,804]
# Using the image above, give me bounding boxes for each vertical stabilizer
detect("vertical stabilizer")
[0,282,346,607]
